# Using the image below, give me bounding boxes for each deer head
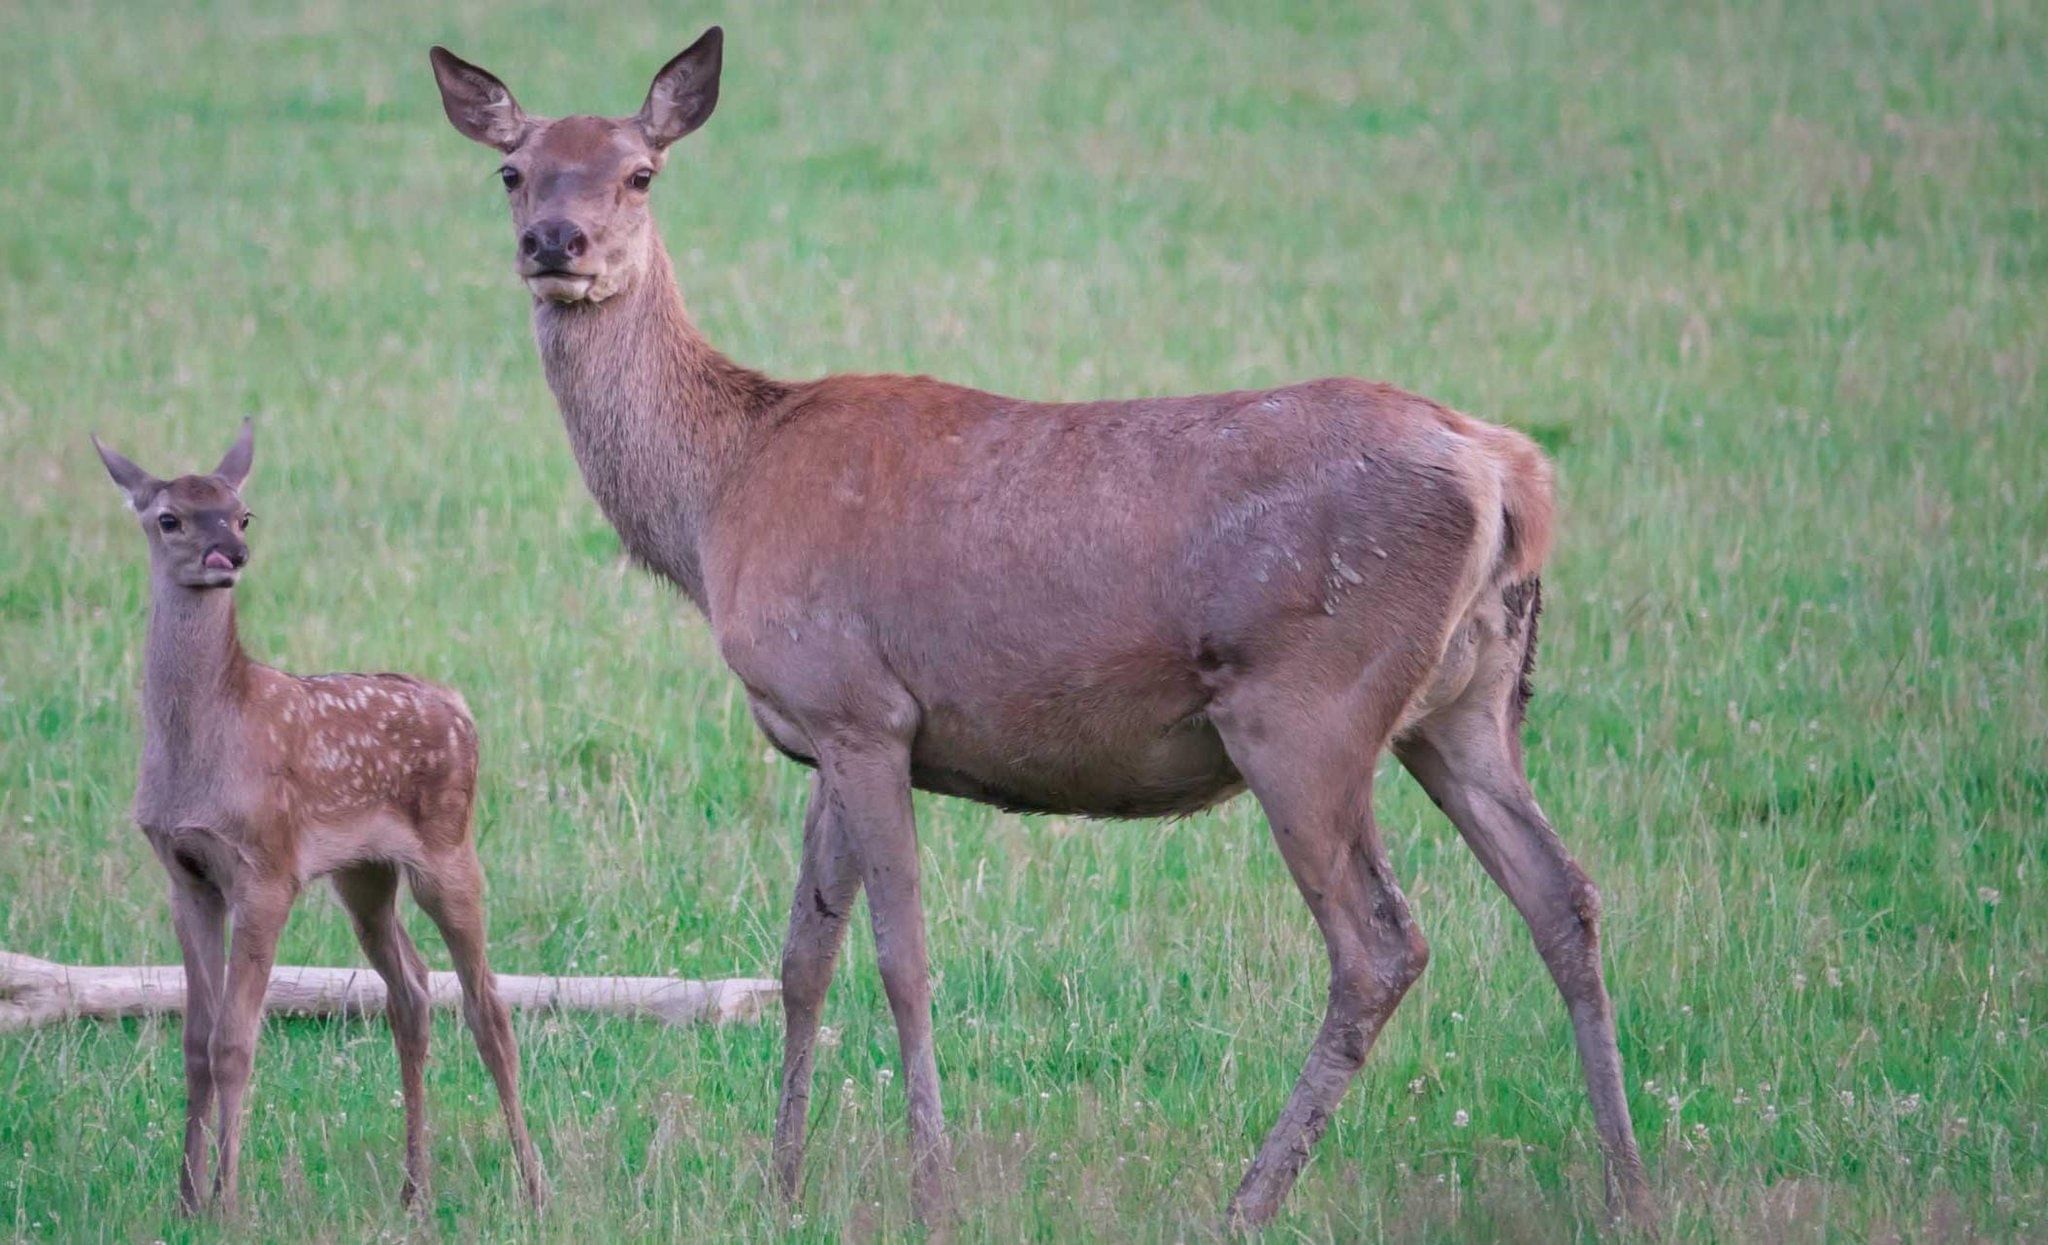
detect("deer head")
[430,28,723,306]
[94,421,255,589]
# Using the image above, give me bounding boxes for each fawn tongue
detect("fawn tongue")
[204,550,234,572]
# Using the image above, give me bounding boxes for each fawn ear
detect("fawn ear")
[92,435,162,509]
[637,27,722,149]
[214,419,254,490]
[430,46,532,152]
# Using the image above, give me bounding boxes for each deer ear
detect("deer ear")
[92,434,162,509]
[214,419,254,490]
[637,27,722,149]
[430,46,532,152]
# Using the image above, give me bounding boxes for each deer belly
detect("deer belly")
[908,713,1244,818]
[739,648,1244,817]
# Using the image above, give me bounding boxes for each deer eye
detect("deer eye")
[238,513,253,531]
[157,513,181,532]
[627,168,654,191]
[499,166,523,191]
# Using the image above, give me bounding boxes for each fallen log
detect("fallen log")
[0,951,779,1033]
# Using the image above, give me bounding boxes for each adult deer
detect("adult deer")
[431,28,1653,1229]
[93,424,545,1214]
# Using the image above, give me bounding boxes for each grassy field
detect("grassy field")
[2,0,2044,1240]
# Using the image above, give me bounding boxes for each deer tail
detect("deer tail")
[1481,423,1556,586]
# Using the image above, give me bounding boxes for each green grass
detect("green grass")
[2,0,2043,1240]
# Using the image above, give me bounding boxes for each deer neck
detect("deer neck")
[137,572,250,826]
[530,232,787,610]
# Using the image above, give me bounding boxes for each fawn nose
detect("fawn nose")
[520,220,588,270]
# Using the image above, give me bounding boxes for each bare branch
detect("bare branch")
[0,951,778,1033]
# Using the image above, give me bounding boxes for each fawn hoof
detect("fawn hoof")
[912,1185,955,1229]
[910,1164,958,1233]
[1226,1159,1297,1233]
[522,1170,551,1213]
[772,1142,805,1204]
[1225,1196,1278,1235]
[1606,1167,1660,1236]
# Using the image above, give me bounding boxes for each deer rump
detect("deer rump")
[707,372,1549,820]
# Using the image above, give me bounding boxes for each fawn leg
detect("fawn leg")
[168,869,227,1214]
[335,862,434,1206]
[411,850,546,1208]
[208,881,295,1214]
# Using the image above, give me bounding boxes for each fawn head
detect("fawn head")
[93,421,255,590]
[431,28,723,306]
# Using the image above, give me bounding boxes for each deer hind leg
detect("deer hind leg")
[409,848,547,1209]
[208,879,297,1214]
[1213,660,1433,1230]
[334,862,434,1207]
[773,772,865,1201]
[167,868,227,1214]
[1393,581,1655,1227]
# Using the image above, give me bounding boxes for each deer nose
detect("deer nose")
[520,220,588,270]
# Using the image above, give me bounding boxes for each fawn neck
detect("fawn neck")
[531,232,789,609]
[138,570,249,815]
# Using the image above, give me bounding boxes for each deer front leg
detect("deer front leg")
[773,773,864,1201]
[168,872,227,1214]
[208,881,295,1215]
[821,741,953,1226]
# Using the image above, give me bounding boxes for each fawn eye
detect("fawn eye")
[238,513,253,531]
[627,168,654,191]
[499,166,522,191]
[157,513,181,532]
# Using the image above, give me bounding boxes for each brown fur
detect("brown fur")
[92,426,544,1215]
[1503,576,1543,732]
[433,27,1652,1229]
